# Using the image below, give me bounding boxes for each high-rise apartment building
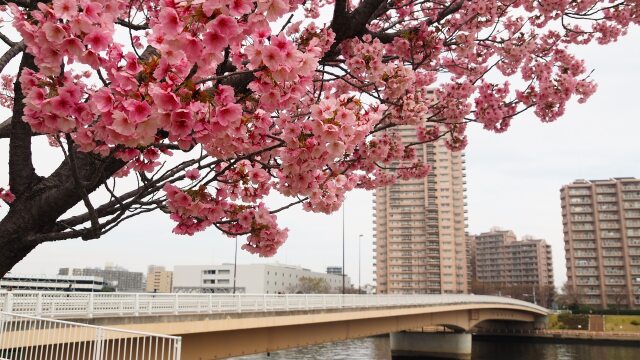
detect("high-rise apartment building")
[562,178,640,309]
[145,265,173,293]
[373,125,468,294]
[471,230,554,287]
[466,233,477,288]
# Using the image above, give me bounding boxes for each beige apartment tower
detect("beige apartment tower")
[471,230,554,287]
[146,265,173,293]
[373,126,468,294]
[562,178,640,309]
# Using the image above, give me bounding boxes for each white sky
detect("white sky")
[1,24,638,289]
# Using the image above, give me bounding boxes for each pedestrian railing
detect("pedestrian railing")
[475,327,640,338]
[0,311,181,360]
[0,292,548,319]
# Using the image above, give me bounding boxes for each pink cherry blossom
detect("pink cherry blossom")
[214,103,242,127]
[157,8,182,38]
[52,0,78,21]
[123,100,151,123]
[84,29,111,51]
[6,0,637,259]
[211,15,241,38]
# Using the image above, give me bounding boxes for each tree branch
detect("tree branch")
[0,41,25,74]
[0,0,32,8]
[60,134,101,240]
[0,32,17,47]
[115,19,149,30]
[367,0,466,43]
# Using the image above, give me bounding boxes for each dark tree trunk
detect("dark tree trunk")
[0,53,125,277]
[0,151,125,276]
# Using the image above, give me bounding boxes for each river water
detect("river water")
[232,335,640,360]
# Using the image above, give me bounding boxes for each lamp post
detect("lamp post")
[233,236,238,294]
[342,205,345,295]
[358,234,363,294]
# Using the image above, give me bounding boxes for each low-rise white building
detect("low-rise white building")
[0,273,107,292]
[173,263,351,294]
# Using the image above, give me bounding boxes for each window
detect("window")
[218,269,230,275]
[218,279,229,284]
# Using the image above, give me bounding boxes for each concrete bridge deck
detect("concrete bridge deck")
[1,292,549,359]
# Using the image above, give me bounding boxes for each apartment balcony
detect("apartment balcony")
[573,241,596,249]
[571,206,593,213]
[625,210,640,218]
[600,214,619,221]
[598,205,619,212]
[575,270,599,276]
[570,198,592,204]
[601,231,621,238]
[601,241,622,248]
[604,269,625,276]
[623,193,640,200]
[596,187,617,193]
[604,260,625,266]
[574,251,597,257]
[597,195,618,203]
[626,220,640,228]
[604,280,626,286]
[569,189,591,196]
[572,233,595,240]
[622,184,640,191]
[572,215,594,222]
[572,225,595,231]
[576,280,600,286]
[624,202,640,209]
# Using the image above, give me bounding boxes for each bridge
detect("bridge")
[1,291,549,359]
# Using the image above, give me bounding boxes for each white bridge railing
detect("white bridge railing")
[0,292,548,319]
[0,311,181,360]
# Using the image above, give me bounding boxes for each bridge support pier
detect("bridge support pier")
[390,331,471,359]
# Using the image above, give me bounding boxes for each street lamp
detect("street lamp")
[233,236,238,294]
[342,205,345,295]
[358,234,363,294]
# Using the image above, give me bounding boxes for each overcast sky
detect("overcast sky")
[1,26,638,289]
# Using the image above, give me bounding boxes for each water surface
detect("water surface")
[232,335,640,359]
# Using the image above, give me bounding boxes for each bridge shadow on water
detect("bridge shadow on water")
[231,335,640,360]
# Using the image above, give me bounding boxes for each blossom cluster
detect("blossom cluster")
[5,0,638,256]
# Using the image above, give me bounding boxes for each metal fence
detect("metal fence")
[0,292,548,319]
[0,311,181,360]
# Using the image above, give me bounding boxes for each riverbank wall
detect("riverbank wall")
[474,329,640,346]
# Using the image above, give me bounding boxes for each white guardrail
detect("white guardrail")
[0,292,548,319]
[0,311,181,360]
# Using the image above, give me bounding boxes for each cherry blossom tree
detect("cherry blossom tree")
[0,0,637,276]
